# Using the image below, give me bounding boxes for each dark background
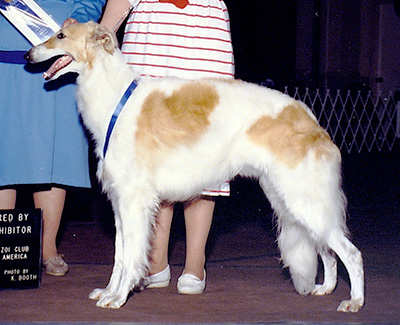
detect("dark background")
[225,0,298,87]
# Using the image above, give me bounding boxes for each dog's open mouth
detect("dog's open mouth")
[43,55,73,80]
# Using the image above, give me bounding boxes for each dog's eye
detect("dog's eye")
[57,33,66,39]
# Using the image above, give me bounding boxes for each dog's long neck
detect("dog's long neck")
[76,48,139,151]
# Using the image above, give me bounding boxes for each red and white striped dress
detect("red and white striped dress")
[123,0,234,79]
[124,0,234,196]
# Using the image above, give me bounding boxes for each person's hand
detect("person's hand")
[62,18,78,27]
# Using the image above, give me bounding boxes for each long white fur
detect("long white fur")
[25,22,364,312]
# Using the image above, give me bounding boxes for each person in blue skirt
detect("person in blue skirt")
[0,0,105,276]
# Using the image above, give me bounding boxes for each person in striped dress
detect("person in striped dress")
[101,0,234,294]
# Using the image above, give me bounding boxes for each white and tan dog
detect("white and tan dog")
[25,22,364,312]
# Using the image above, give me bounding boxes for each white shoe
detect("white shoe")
[177,270,206,294]
[143,265,171,289]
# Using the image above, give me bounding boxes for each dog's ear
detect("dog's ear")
[90,23,118,54]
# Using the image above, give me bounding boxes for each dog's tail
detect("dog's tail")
[277,220,318,295]
[259,174,318,295]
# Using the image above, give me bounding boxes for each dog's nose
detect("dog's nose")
[24,50,31,62]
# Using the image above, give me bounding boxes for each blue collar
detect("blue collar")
[103,80,137,158]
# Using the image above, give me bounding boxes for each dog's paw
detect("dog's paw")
[95,294,127,309]
[312,284,335,296]
[89,288,107,301]
[337,298,364,313]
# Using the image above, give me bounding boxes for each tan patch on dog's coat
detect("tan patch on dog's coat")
[247,104,336,167]
[135,82,219,164]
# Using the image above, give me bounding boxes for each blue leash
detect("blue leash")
[103,80,137,158]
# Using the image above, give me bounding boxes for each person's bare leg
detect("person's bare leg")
[183,197,215,280]
[148,202,174,275]
[33,187,66,261]
[0,189,17,209]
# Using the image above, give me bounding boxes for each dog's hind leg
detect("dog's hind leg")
[291,159,364,312]
[312,248,337,296]
[95,186,158,309]
[259,156,364,312]
[287,191,364,312]
[326,232,364,312]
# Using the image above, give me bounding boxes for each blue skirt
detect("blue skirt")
[0,56,90,188]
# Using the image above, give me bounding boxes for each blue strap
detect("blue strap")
[0,51,27,64]
[103,80,137,158]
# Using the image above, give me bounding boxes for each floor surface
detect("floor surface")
[1,152,399,323]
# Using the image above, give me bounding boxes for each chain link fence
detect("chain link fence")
[283,88,400,153]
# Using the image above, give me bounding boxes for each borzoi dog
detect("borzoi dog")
[25,22,364,312]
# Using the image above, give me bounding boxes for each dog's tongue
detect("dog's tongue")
[43,55,73,80]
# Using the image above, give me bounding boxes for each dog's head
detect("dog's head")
[25,21,118,81]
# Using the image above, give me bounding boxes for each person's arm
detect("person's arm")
[70,0,107,23]
[100,0,136,32]
[60,1,105,30]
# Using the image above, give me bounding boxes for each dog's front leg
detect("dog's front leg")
[95,187,158,309]
[89,212,124,301]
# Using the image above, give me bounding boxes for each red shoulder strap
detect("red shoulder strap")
[159,0,189,9]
